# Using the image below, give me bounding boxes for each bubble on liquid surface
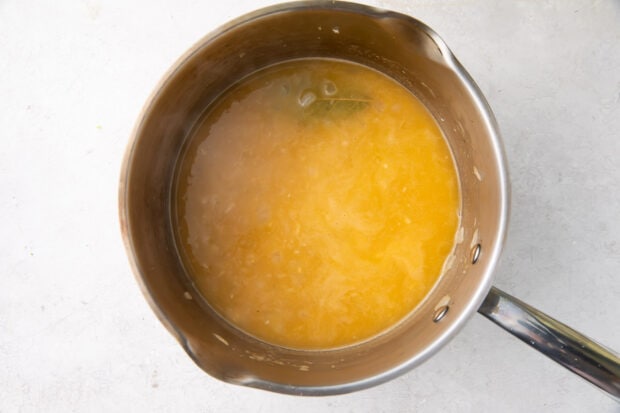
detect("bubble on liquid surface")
[298,89,317,108]
[322,80,338,96]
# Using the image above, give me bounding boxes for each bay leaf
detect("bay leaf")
[303,94,372,119]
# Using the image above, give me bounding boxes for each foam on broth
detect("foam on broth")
[175,59,460,349]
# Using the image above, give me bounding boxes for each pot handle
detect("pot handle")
[478,286,620,401]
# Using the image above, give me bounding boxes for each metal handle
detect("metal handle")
[478,287,620,401]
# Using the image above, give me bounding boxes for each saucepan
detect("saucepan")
[119,1,619,399]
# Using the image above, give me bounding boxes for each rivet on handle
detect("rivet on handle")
[471,243,481,264]
[433,305,449,322]
[433,295,451,323]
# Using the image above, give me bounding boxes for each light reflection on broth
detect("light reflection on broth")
[175,59,460,349]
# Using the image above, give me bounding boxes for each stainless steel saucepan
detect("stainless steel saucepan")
[119,1,620,399]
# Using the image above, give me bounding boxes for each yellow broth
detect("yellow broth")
[175,59,460,349]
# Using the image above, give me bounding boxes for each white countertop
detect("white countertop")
[1,1,619,411]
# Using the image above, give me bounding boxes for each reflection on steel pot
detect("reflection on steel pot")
[119,0,620,400]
